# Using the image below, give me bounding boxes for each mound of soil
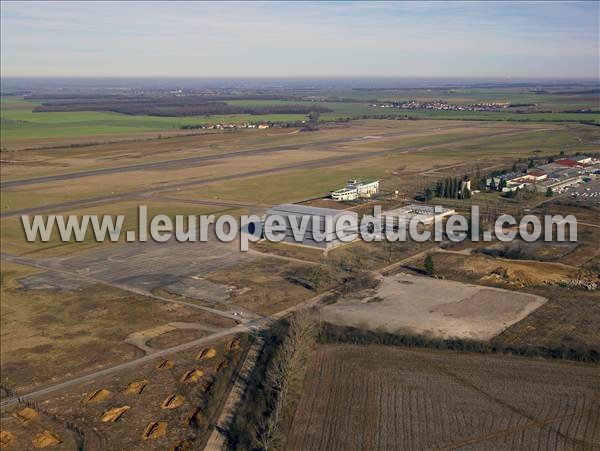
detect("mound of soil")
[82,389,111,404]
[123,380,148,395]
[1,430,16,447]
[215,359,229,373]
[13,407,38,423]
[155,360,174,371]
[101,406,130,422]
[180,369,203,384]
[169,440,194,451]
[142,421,167,440]
[227,338,241,351]
[32,430,60,448]
[195,347,217,361]
[184,407,207,428]
[161,394,185,410]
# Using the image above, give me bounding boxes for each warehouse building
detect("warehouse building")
[263,204,358,250]
[380,204,455,229]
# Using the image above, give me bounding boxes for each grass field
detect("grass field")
[287,345,600,450]
[1,97,307,145]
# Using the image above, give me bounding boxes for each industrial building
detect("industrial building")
[263,204,358,250]
[331,179,380,201]
[535,175,583,193]
[380,204,455,228]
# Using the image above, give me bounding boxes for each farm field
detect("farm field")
[287,345,600,450]
[1,97,307,146]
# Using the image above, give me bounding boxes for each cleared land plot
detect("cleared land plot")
[323,273,547,340]
[287,345,600,451]
[427,252,596,290]
[415,252,600,351]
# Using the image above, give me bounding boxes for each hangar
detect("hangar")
[263,204,358,251]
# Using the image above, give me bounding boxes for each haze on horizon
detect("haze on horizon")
[1,1,598,80]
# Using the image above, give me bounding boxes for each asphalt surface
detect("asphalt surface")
[0,252,254,322]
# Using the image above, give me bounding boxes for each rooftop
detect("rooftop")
[527,170,547,177]
[266,203,354,218]
[555,159,582,168]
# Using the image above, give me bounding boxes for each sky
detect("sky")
[1,1,598,79]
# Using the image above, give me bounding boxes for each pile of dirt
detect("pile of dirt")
[180,369,204,383]
[161,394,185,410]
[13,407,38,423]
[215,359,228,373]
[184,407,207,428]
[32,430,60,448]
[456,255,582,288]
[1,430,16,447]
[169,440,193,451]
[101,406,130,422]
[227,338,241,351]
[195,347,217,361]
[123,380,148,395]
[156,360,174,371]
[558,279,598,290]
[82,389,111,404]
[142,421,167,440]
